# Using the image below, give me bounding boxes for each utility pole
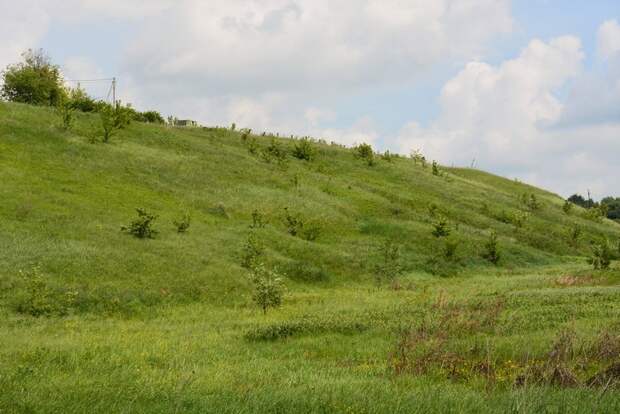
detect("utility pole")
[112,77,116,105]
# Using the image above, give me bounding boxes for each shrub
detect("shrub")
[1,49,66,106]
[56,100,74,131]
[284,208,303,236]
[566,225,582,247]
[482,231,501,265]
[173,213,191,233]
[354,143,375,166]
[583,207,605,223]
[14,266,77,317]
[432,215,451,238]
[121,208,158,239]
[241,232,264,270]
[67,87,98,112]
[292,138,316,161]
[98,103,127,143]
[521,193,542,211]
[562,200,574,215]
[432,161,440,176]
[443,237,460,261]
[589,239,612,270]
[250,209,266,229]
[381,150,395,163]
[511,211,530,229]
[240,128,252,142]
[261,139,288,166]
[249,264,284,314]
[374,239,403,284]
[410,149,427,167]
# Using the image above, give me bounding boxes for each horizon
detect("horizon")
[1,0,619,198]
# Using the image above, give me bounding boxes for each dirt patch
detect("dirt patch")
[554,275,595,287]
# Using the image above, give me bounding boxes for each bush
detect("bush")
[98,104,125,143]
[284,208,303,236]
[261,139,288,166]
[56,100,74,131]
[562,200,574,215]
[354,143,375,166]
[1,49,66,106]
[292,138,316,161]
[374,239,403,284]
[67,87,98,112]
[121,208,158,239]
[589,239,612,270]
[566,225,582,247]
[241,232,264,270]
[482,231,501,265]
[432,215,451,238]
[511,211,530,229]
[173,213,191,233]
[410,149,427,167]
[250,209,266,229]
[521,193,542,211]
[432,161,440,176]
[249,264,284,314]
[381,150,395,163]
[14,266,77,317]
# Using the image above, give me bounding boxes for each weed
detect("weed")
[173,212,191,233]
[566,225,582,247]
[284,208,303,237]
[121,208,158,239]
[56,101,74,131]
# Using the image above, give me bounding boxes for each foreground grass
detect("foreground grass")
[2,265,620,413]
[1,102,620,412]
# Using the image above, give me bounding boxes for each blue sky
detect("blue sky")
[1,0,619,197]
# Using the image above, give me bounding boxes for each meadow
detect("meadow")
[1,102,619,413]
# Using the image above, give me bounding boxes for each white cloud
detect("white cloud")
[397,29,620,198]
[0,0,50,70]
[598,19,620,60]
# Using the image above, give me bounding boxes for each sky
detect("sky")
[1,0,619,199]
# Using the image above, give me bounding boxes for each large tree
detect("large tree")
[1,49,66,106]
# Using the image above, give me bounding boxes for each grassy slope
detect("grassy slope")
[1,102,620,413]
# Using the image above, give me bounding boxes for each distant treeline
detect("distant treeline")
[568,194,620,222]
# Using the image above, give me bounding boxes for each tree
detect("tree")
[1,49,66,106]
[249,264,284,314]
[601,197,620,221]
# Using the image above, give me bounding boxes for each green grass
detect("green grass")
[1,101,620,413]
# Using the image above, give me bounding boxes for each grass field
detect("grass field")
[1,102,620,413]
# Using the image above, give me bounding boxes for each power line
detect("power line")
[65,78,115,82]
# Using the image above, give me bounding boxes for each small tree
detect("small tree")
[482,231,501,265]
[56,100,74,131]
[292,138,316,161]
[589,239,612,270]
[432,215,451,238]
[566,225,582,247]
[410,149,427,167]
[374,239,403,284]
[1,49,66,106]
[249,264,284,314]
[121,208,158,239]
[241,232,264,269]
[354,143,375,166]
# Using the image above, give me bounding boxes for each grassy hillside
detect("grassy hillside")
[1,101,620,413]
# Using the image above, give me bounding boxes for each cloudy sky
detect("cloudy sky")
[1,0,619,198]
